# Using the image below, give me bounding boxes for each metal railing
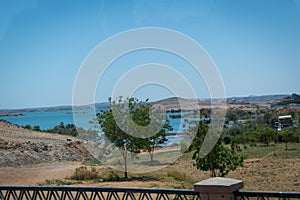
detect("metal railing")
[0,186,200,200]
[1,186,300,200]
[235,190,300,200]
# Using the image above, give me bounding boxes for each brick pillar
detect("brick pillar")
[194,177,244,200]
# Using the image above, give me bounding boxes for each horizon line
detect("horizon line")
[0,93,295,111]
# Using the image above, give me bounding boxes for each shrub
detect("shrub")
[101,170,121,181]
[223,136,231,145]
[71,166,99,180]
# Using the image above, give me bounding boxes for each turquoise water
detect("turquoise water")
[0,110,200,145]
[0,109,187,132]
[0,110,95,130]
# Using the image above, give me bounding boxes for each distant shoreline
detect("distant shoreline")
[1,94,299,113]
[0,113,23,117]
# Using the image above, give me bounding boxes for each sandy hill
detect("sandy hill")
[0,120,92,167]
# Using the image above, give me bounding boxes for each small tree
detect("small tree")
[97,97,171,178]
[65,124,78,137]
[190,121,244,177]
[127,98,172,161]
[280,128,294,150]
[33,125,41,131]
[24,124,32,130]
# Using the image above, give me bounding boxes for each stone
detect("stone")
[194,177,244,200]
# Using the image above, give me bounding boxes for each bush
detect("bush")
[250,142,257,147]
[101,170,121,181]
[71,166,99,180]
[223,136,231,145]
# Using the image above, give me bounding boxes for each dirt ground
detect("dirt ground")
[0,162,81,185]
[0,157,299,192]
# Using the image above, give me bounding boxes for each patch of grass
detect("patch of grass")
[243,143,300,159]
[100,169,159,182]
[104,149,182,174]
[165,170,196,188]
[167,170,186,181]
[39,179,82,186]
[101,169,121,182]
[82,158,102,166]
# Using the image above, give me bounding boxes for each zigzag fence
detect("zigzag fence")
[1,177,299,200]
[0,186,200,200]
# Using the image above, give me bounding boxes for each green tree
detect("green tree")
[45,122,79,136]
[130,100,172,162]
[33,125,41,131]
[190,121,244,177]
[65,124,78,137]
[280,128,295,150]
[255,125,276,146]
[59,121,65,129]
[24,124,32,130]
[97,97,171,178]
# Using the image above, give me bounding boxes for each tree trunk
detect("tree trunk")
[211,169,216,177]
[148,147,154,162]
[123,145,128,179]
[209,153,216,177]
[150,152,154,161]
[124,155,128,178]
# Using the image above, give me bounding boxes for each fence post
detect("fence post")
[194,177,244,200]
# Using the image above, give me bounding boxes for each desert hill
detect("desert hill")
[0,120,91,167]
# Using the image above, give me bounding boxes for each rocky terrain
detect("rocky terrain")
[0,120,92,167]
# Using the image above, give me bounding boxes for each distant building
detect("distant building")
[275,115,294,131]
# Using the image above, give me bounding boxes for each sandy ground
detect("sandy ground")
[0,161,82,185]
[0,157,299,191]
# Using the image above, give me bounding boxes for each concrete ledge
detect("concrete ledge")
[194,177,244,200]
[194,177,244,193]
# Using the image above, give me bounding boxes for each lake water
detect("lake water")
[0,109,187,131]
[1,110,92,130]
[0,109,192,145]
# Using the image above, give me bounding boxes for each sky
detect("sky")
[0,0,300,109]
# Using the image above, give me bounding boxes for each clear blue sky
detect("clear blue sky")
[0,0,300,109]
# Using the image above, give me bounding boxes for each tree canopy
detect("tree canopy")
[190,121,244,177]
[97,97,172,178]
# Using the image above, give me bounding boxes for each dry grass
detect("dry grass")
[91,145,300,191]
